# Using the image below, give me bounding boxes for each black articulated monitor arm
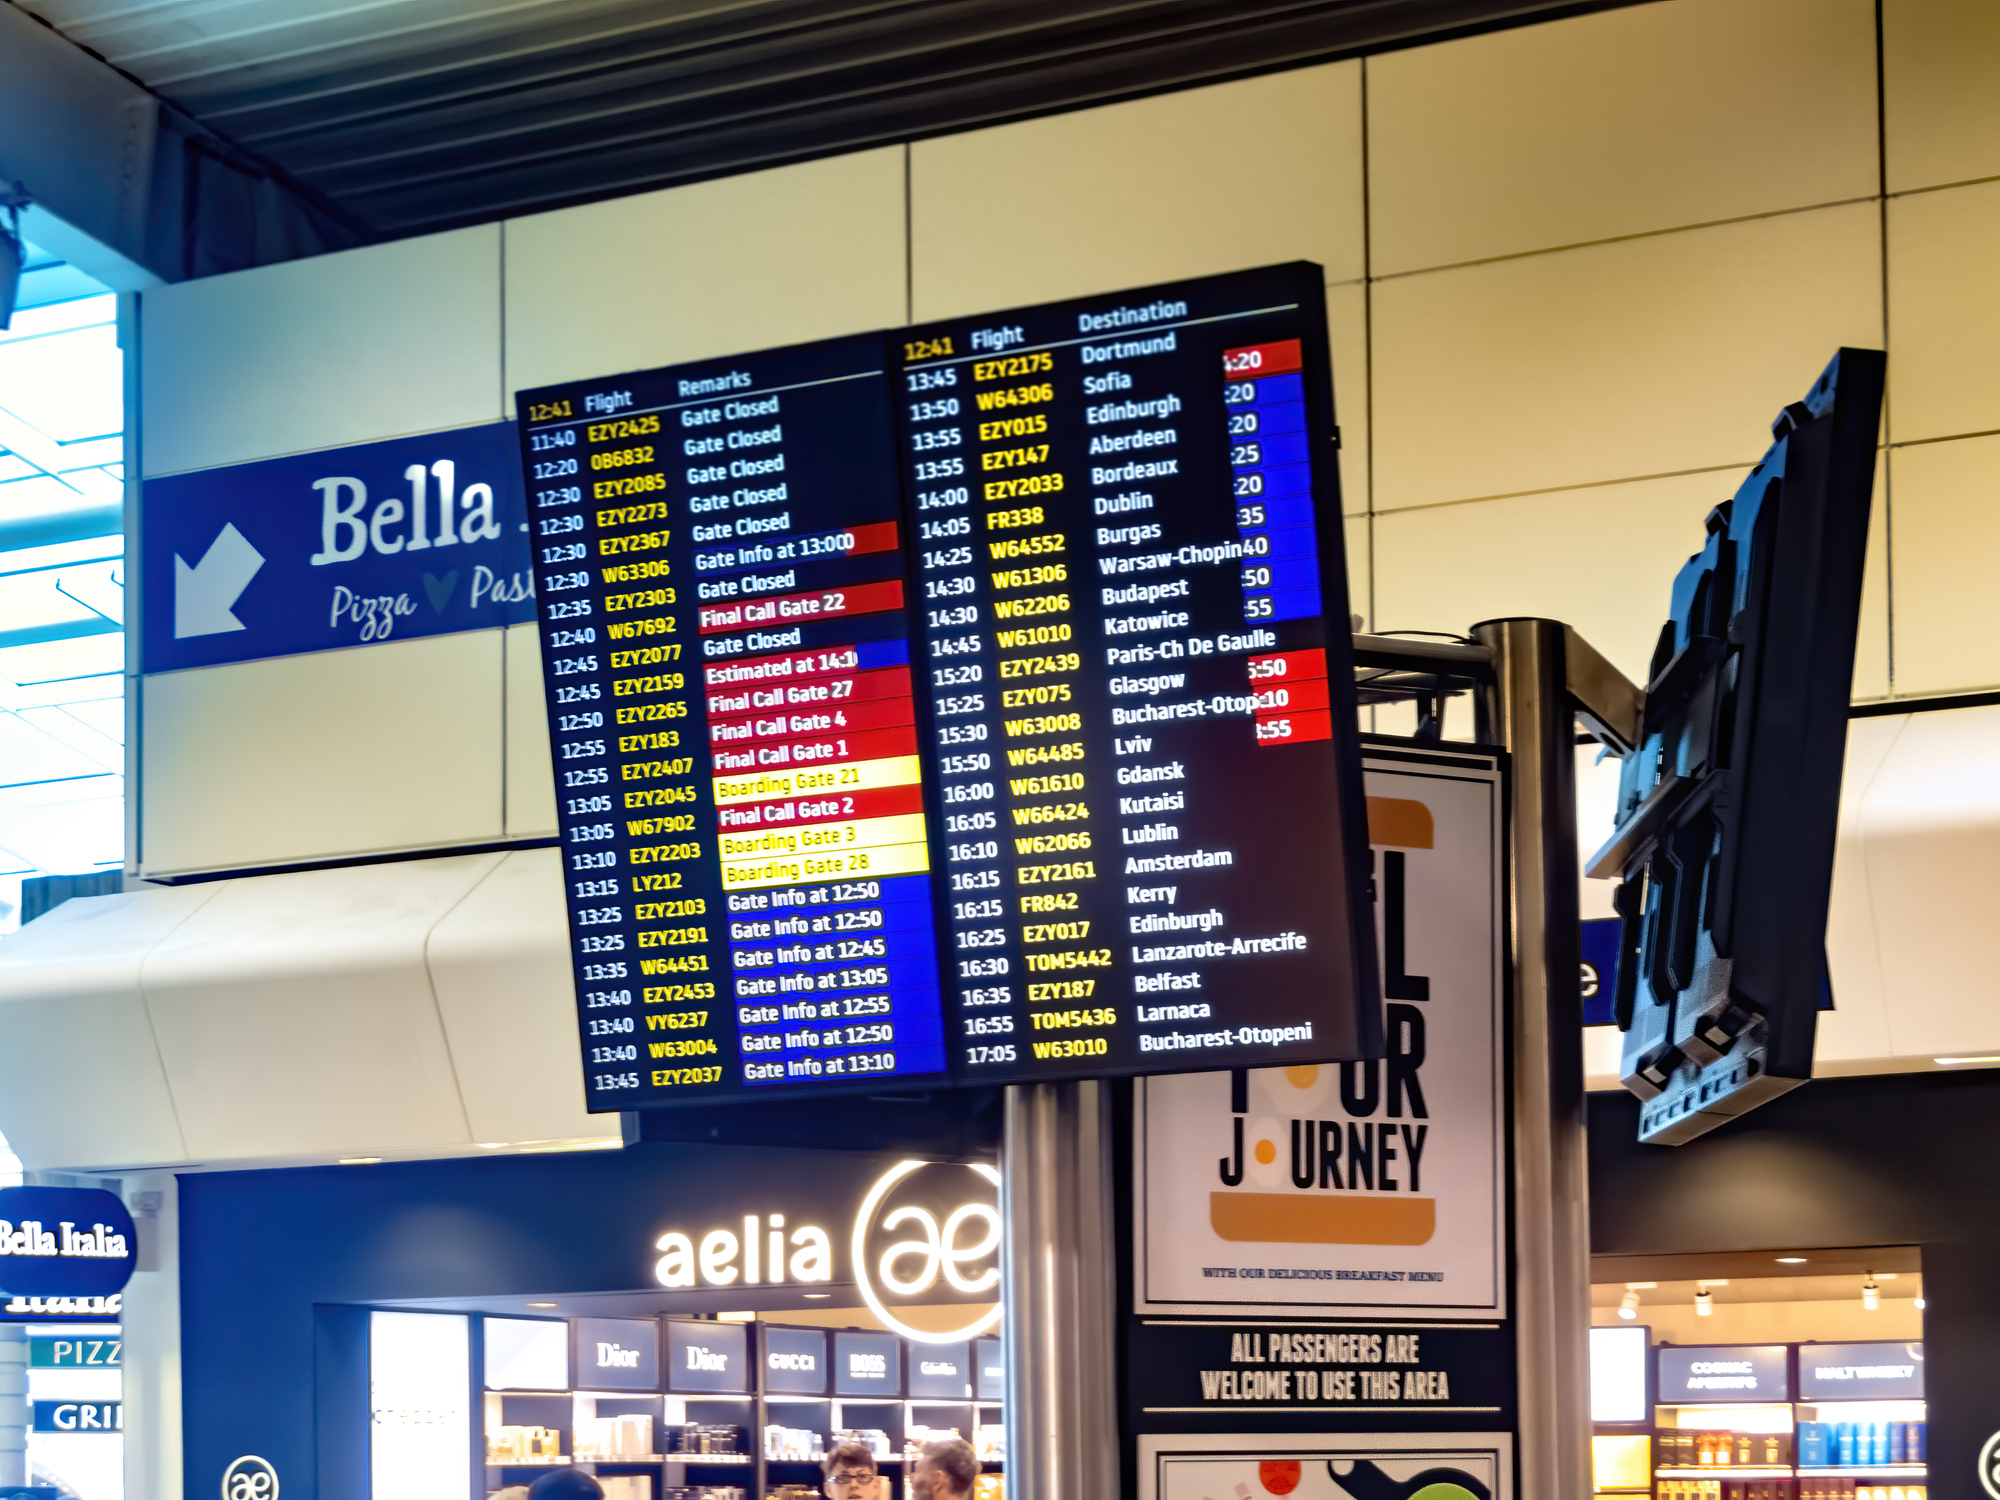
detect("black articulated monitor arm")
[1585,347,1886,1146]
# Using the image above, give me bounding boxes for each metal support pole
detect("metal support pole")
[1002,1080,1118,1500]
[1471,618,1592,1500]
[0,1322,26,1489]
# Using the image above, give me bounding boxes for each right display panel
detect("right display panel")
[893,262,1379,1084]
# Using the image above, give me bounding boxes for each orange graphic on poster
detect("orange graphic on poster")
[1365,797,1432,849]
[1259,1462,1303,1495]
[1208,1193,1435,1246]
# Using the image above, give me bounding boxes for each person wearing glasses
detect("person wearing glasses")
[911,1437,978,1500]
[823,1440,882,1500]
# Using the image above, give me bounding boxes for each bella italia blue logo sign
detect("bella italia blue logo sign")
[141,422,535,673]
[0,1187,137,1296]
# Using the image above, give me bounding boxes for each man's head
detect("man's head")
[526,1472,603,1500]
[911,1437,978,1500]
[823,1441,879,1500]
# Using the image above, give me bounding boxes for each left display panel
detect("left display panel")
[518,333,951,1111]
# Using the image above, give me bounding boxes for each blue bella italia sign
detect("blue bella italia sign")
[0,1187,136,1296]
[142,422,535,672]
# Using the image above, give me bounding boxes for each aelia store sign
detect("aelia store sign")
[652,1160,1001,1343]
[0,1187,137,1296]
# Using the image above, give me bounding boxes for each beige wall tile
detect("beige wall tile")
[504,622,557,837]
[1887,434,2000,695]
[1328,279,1369,515]
[1368,0,1878,276]
[1372,203,1883,512]
[142,226,502,476]
[1816,715,1902,1068]
[1366,700,1418,738]
[141,632,505,874]
[1859,705,2000,1056]
[1884,0,2000,193]
[428,850,595,1146]
[911,63,1363,320]
[1374,469,1743,686]
[0,886,212,1169]
[1577,746,1623,919]
[142,856,488,1158]
[1343,512,1370,627]
[1887,179,2000,444]
[504,149,906,397]
[1375,453,1888,696]
[1582,1024,1622,1088]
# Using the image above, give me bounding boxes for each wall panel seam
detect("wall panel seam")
[123,290,145,879]
[1854,714,1912,1057]
[1884,428,2000,451]
[135,622,515,683]
[500,624,512,836]
[499,218,510,420]
[1366,194,1884,285]
[140,416,520,482]
[130,888,225,1163]
[1371,459,1763,516]
[1884,172,2000,202]
[1375,441,1904,517]
[1873,0,1894,691]
[416,856,510,1143]
[142,835,556,884]
[1358,54,1376,631]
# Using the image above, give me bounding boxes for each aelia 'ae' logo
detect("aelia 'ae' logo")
[648,1160,1002,1343]
[221,1456,279,1500]
[852,1161,1001,1345]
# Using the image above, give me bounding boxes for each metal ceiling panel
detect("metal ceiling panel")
[15,0,1652,240]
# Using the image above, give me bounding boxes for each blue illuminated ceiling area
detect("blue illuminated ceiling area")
[14,0,1648,239]
[0,243,126,926]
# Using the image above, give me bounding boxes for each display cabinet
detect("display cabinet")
[478,1316,1005,1500]
[1646,1342,1925,1500]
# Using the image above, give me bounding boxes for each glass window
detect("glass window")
[0,242,126,932]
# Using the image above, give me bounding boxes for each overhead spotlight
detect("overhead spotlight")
[1862,1274,1880,1311]
[1694,1289,1713,1316]
[1619,1288,1641,1320]
[1915,1297,1927,1311]
[1776,1256,1808,1265]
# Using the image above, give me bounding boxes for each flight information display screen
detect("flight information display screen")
[517,262,1379,1111]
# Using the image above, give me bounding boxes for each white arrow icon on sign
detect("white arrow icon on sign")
[173,523,266,639]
